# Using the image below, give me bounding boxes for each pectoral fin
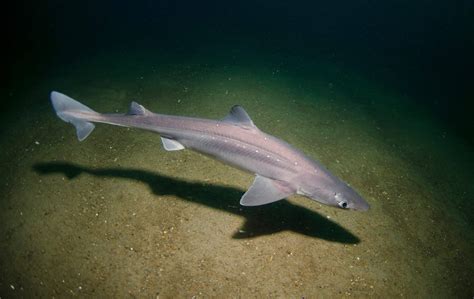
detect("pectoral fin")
[240,175,294,206]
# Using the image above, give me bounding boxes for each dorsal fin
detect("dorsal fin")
[222,105,255,128]
[127,101,151,116]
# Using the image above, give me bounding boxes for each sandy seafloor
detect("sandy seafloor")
[0,47,473,298]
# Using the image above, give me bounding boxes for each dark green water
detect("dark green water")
[1,1,473,297]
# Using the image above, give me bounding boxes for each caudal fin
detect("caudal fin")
[50,91,98,141]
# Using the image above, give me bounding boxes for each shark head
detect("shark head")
[297,170,370,211]
[331,183,370,211]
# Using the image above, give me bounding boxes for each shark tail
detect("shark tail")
[50,91,98,141]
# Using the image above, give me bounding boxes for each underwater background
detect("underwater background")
[1,0,473,297]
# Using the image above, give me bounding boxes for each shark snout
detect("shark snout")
[351,197,370,211]
[338,188,370,211]
[326,179,369,212]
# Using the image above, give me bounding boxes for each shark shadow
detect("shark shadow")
[33,162,360,244]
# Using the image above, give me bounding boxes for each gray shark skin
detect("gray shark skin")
[50,91,369,211]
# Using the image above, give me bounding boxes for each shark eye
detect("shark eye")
[338,201,348,209]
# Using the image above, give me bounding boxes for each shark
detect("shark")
[50,91,369,211]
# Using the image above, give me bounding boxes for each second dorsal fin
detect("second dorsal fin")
[128,102,151,116]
